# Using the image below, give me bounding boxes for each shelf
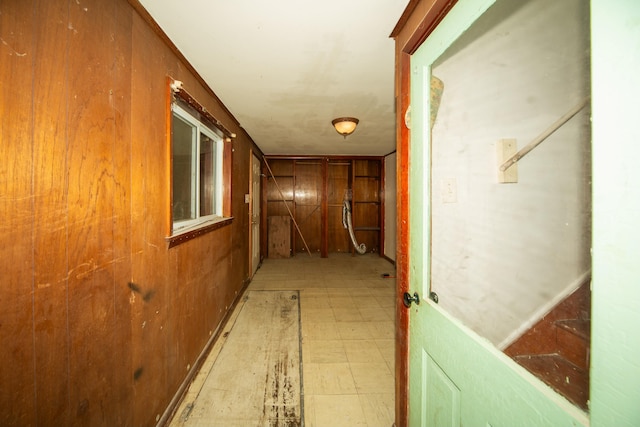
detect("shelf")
[264,156,383,256]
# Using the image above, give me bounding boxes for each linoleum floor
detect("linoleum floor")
[172,253,396,427]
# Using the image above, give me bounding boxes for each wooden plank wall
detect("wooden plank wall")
[0,1,258,426]
[328,161,352,253]
[264,157,383,256]
[294,161,323,254]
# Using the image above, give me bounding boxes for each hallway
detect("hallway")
[169,253,396,427]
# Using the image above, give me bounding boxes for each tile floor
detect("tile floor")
[249,253,396,427]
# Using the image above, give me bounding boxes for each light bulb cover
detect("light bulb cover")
[332,117,359,137]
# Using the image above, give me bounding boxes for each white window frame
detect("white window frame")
[171,103,224,234]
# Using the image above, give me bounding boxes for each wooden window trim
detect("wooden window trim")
[166,217,234,248]
[166,77,234,247]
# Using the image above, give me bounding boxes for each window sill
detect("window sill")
[166,217,234,248]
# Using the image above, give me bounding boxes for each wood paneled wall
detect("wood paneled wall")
[264,157,383,257]
[0,1,258,426]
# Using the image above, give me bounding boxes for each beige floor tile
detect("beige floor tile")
[358,307,392,322]
[353,295,383,308]
[300,288,329,297]
[349,362,394,394]
[336,322,374,340]
[304,395,318,427]
[333,307,364,322]
[343,340,385,363]
[174,254,396,426]
[359,393,395,427]
[302,321,341,340]
[367,321,394,339]
[312,394,368,427]
[325,287,355,296]
[375,339,395,370]
[305,363,357,395]
[289,278,323,289]
[303,308,336,322]
[301,296,332,309]
[307,339,348,363]
[302,361,317,395]
[375,296,395,308]
[328,295,356,309]
[367,287,395,298]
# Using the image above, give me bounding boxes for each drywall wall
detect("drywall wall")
[428,0,591,345]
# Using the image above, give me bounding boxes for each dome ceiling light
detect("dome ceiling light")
[331,117,359,139]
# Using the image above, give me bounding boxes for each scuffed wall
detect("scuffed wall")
[0,1,258,425]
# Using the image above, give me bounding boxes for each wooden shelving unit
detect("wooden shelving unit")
[351,159,382,255]
[264,156,383,257]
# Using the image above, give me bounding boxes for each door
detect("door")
[250,152,261,277]
[407,0,591,425]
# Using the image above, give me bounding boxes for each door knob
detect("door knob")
[403,292,420,308]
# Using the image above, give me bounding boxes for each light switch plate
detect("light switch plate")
[441,178,457,203]
[497,138,518,183]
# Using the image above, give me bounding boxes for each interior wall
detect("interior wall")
[384,152,398,261]
[429,0,591,346]
[265,157,383,256]
[0,1,258,426]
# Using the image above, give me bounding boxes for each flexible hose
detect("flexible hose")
[342,200,366,254]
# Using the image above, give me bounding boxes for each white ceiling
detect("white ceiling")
[137,0,408,156]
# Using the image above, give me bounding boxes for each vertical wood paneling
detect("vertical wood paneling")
[130,16,170,426]
[1,1,253,425]
[321,159,328,257]
[295,162,322,253]
[31,0,70,424]
[327,162,351,253]
[264,157,383,255]
[129,13,153,425]
[111,0,134,424]
[0,2,36,426]
[66,1,117,425]
[328,207,350,252]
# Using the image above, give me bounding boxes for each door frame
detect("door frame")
[392,2,458,426]
[249,150,262,277]
[393,2,640,426]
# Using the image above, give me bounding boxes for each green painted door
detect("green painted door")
[407,0,590,425]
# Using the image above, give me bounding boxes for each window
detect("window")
[172,103,224,231]
[166,79,234,247]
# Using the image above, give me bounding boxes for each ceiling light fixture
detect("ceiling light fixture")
[332,117,359,138]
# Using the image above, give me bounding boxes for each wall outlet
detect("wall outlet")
[245,194,250,203]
